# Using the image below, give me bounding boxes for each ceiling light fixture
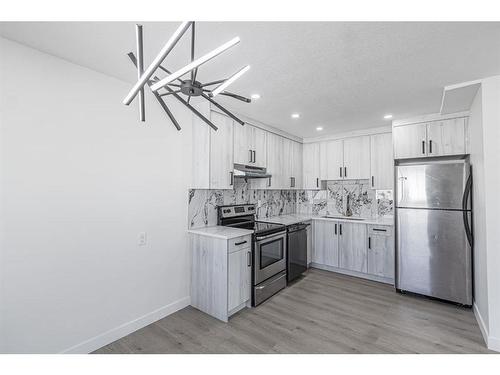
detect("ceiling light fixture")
[123,22,252,131]
[250,93,261,100]
[291,113,300,119]
[211,65,251,97]
[384,114,393,119]
[316,126,323,131]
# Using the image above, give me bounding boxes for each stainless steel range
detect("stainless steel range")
[218,204,287,306]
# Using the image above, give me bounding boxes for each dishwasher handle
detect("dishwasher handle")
[287,222,310,232]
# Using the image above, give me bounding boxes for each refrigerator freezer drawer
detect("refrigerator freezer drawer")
[396,208,472,305]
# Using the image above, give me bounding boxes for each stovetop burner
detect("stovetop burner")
[217,204,286,236]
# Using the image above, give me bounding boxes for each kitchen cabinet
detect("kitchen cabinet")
[343,136,370,180]
[286,140,303,189]
[228,247,252,312]
[339,222,367,273]
[370,133,393,189]
[320,140,343,180]
[266,132,285,189]
[303,143,321,189]
[426,118,466,157]
[367,225,394,279]
[210,111,235,189]
[393,117,467,159]
[191,233,252,322]
[318,137,369,181]
[233,123,267,168]
[312,219,339,267]
[393,123,427,159]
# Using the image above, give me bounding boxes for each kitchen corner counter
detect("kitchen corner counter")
[258,214,394,227]
[187,226,253,240]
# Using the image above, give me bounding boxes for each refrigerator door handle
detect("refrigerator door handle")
[462,171,473,247]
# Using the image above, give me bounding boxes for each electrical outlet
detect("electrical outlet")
[257,200,262,208]
[138,232,147,246]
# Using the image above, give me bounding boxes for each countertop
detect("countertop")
[258,214,394,226]
[187,226,253,240]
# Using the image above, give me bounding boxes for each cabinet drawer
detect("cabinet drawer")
[228,235,252,253]
[368,225,393,237]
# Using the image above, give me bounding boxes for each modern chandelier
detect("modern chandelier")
[123,21,251,131]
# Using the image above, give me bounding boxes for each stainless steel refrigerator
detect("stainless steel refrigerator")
[395,158,473,306]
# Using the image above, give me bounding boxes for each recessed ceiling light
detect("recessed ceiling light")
[316,126,323,131]
[251,94,261,100]
[384,114,393,119]
[291,113,300,119]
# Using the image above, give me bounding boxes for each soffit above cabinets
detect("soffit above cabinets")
[440,80,481,115]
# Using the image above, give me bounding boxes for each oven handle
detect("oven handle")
[255,231,286,242]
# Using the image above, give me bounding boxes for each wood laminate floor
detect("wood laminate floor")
[94,268,492,354]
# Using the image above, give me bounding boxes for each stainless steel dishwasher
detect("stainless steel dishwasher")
[287,222,309,282]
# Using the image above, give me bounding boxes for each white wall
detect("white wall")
[0,37,194,353]
[469,75,500,352]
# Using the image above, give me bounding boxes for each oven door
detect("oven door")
[254,231,287,285]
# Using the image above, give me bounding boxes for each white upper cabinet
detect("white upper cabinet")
[210,111,234,189]
[370,133,393,189]
[321,140,344,180]
[343,136,370,180]
[426,118,466,157]
[393,123,427,159]
[266,132,285,189]
[291,141,303,189]
[393,116,468,159]
[303,143,321,189]
[233,124,268,168]
[253,127,267,168]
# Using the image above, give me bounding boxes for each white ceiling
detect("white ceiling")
[1,22,500,138]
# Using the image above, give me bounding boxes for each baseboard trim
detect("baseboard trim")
[473,302,500,352]
[61,296,191,354]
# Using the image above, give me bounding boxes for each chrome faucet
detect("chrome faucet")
[345,193,353,217]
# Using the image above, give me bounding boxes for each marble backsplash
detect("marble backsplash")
[188,179,393,228]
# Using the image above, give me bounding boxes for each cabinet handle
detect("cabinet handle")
[344,167,347,178]
[373,228,387,232]
[247,251,252,267]
[371,176,374,188]
[340,167,343,178]
[229,171,234,186]
[268,176,272,187]
[249,149,253,163]
[368,237,371,249]
[292,177,296,188]
[334,223,337,235]
[316,177,319,188]
[235,240,247,246]
[429,140,433,154]
[339,223,342,236]
[422,140,425,154]
[253,150,256,163]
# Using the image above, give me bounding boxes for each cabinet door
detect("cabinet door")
[210,111,234,189]
[303,143,321,189]
[343,136,370,180]
[367,226,394,279]
[228,248,251,311]
[283,138,293,189]
[370,133,393,189]
[233,123,253,165]
[191,104,211,189]
[339,222,367,273]
[313,220,339,267]
[427,118,466,157]
[292,141,303,189]
[252,126,267,168]
[393,123,427,159]
[266,132,284,189]
[323,140,344,180]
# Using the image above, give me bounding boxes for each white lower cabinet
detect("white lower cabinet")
[367,225,395,279]
[190,234,252,322]
[312,220,394,284]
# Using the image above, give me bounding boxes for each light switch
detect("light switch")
[138,232,147,246]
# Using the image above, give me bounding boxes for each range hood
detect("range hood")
[233,163,271,179]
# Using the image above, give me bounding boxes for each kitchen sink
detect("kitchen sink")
[321,216,366,221]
